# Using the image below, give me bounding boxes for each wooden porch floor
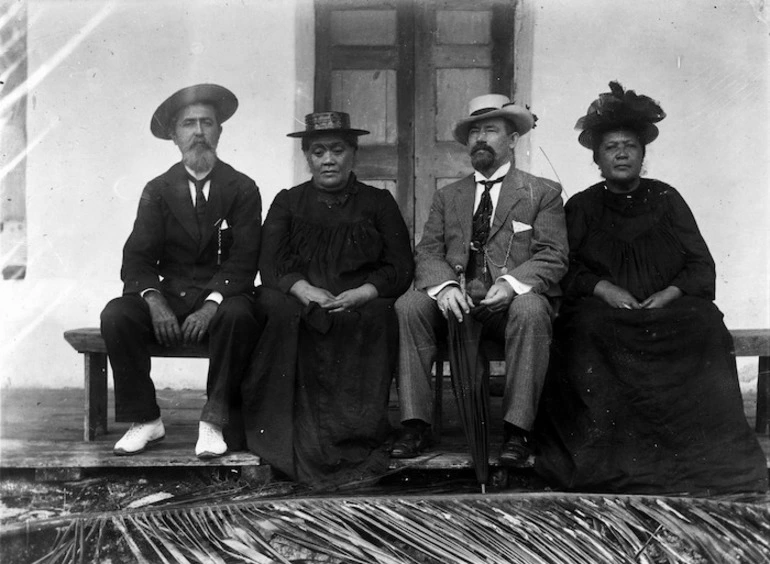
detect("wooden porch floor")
[0,385,506,481]
[1,385,768,481]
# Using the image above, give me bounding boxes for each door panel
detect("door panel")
[315,0,415,233]
[413,0,515,243]
[331,69,398,144]
[315,0,515,244]
[436,10,492,44]
[435,68,491,141]
[330,9,397,44]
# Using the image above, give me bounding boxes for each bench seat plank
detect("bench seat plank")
[64,327,770,441]
[64,328,208,358]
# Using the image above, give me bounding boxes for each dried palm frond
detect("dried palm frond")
[6,492,770,563]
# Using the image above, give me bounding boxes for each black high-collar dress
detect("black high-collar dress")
[535,179,767,494]
[242,175,414,486]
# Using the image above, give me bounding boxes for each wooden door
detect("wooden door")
[315,0,516,243]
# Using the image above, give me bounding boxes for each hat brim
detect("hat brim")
[452,106,534,145]
[151,84,238,140]
[286,128,370,138]
[577,122,659,149]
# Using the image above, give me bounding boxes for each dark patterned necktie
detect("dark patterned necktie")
[471,177,504,248]
[467,177,504,292]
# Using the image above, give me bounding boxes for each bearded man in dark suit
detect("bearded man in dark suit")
[100,84,263,459]
[391,94,568,467]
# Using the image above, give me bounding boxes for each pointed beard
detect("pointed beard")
[182,144,217,173]
[470,145,496,172]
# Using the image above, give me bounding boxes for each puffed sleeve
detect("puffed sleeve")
[259,188,305,293]
[364,189,414,297]
[561,189,612,297]
[664,186,716,299]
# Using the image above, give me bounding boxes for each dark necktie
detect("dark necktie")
[471,177,504,249]
[466,176,504,291]
[189,175,209,226]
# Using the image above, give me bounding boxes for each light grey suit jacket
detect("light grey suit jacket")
[414,167,568,297]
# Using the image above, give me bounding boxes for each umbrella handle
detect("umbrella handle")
[455,265,466,299]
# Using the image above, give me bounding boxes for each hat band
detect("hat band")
[305,112,351,132]
[470,107,498,117]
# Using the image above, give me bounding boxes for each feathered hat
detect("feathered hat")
[575,81,665,149]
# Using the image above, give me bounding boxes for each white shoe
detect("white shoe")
[113,418,165,456]
[195,421,227,459]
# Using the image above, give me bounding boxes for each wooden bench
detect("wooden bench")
[65,327,769,442]
[432,328,770,438]
[64,328,208,441]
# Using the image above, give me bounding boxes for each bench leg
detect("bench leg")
[84,352,108,441]
[756,356,769,435]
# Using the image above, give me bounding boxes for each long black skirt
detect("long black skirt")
[241,288,396,487]
[535,296,767,495]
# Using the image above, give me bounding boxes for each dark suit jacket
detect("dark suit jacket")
[121,160,262,317]
[415,167,568,297]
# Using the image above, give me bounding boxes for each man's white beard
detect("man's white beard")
[183,145,217,173]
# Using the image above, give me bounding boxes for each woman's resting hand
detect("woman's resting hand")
[640,285,683,309]
[593,280,642,309]
[323,283,379,313]
[290,280,337,307]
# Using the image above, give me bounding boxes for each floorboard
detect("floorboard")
[1,386,767,477]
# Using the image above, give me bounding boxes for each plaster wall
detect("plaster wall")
[522,0,769,329]
[1,0,314,388]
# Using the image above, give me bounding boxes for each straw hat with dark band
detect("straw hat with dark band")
[452,94,536,145]
[575,81,666,149]
[287,111,369,138]
[151,84,238,140]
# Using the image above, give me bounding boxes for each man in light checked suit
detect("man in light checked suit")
[391,94,568,467]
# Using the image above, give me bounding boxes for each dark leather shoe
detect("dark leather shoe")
[390,427,431,459]
[499,434,533,468]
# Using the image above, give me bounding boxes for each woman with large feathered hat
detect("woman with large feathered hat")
[534,82,768,494]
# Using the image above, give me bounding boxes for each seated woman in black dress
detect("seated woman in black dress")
[535,82,767,494]
[241,112,414,487]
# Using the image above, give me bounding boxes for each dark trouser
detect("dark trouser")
[100,293,264,426]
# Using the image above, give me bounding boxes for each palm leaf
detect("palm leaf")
[9,492,770,563]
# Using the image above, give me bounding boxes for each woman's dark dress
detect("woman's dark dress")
[242,176,413,486]
[535,179,767,494]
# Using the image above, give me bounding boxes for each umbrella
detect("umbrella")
[446,266,491,492]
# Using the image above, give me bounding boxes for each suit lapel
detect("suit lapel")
[450,176,476,243]
[163,164,200,243]
[199,163,236,252]
[489,168,524,241]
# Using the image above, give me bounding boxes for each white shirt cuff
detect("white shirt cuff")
[427,281,459,300]
[498,275,532,295]
[206,291,224,304]
[140,288,160,298]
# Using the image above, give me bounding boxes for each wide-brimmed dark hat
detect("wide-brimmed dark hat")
[576,81,665,149]
[287,111,370,138]
[452,94,536,145]
[151,84,238,140]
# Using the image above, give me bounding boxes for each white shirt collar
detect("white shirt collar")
[184,165,214,181]
[473,161,511,184]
